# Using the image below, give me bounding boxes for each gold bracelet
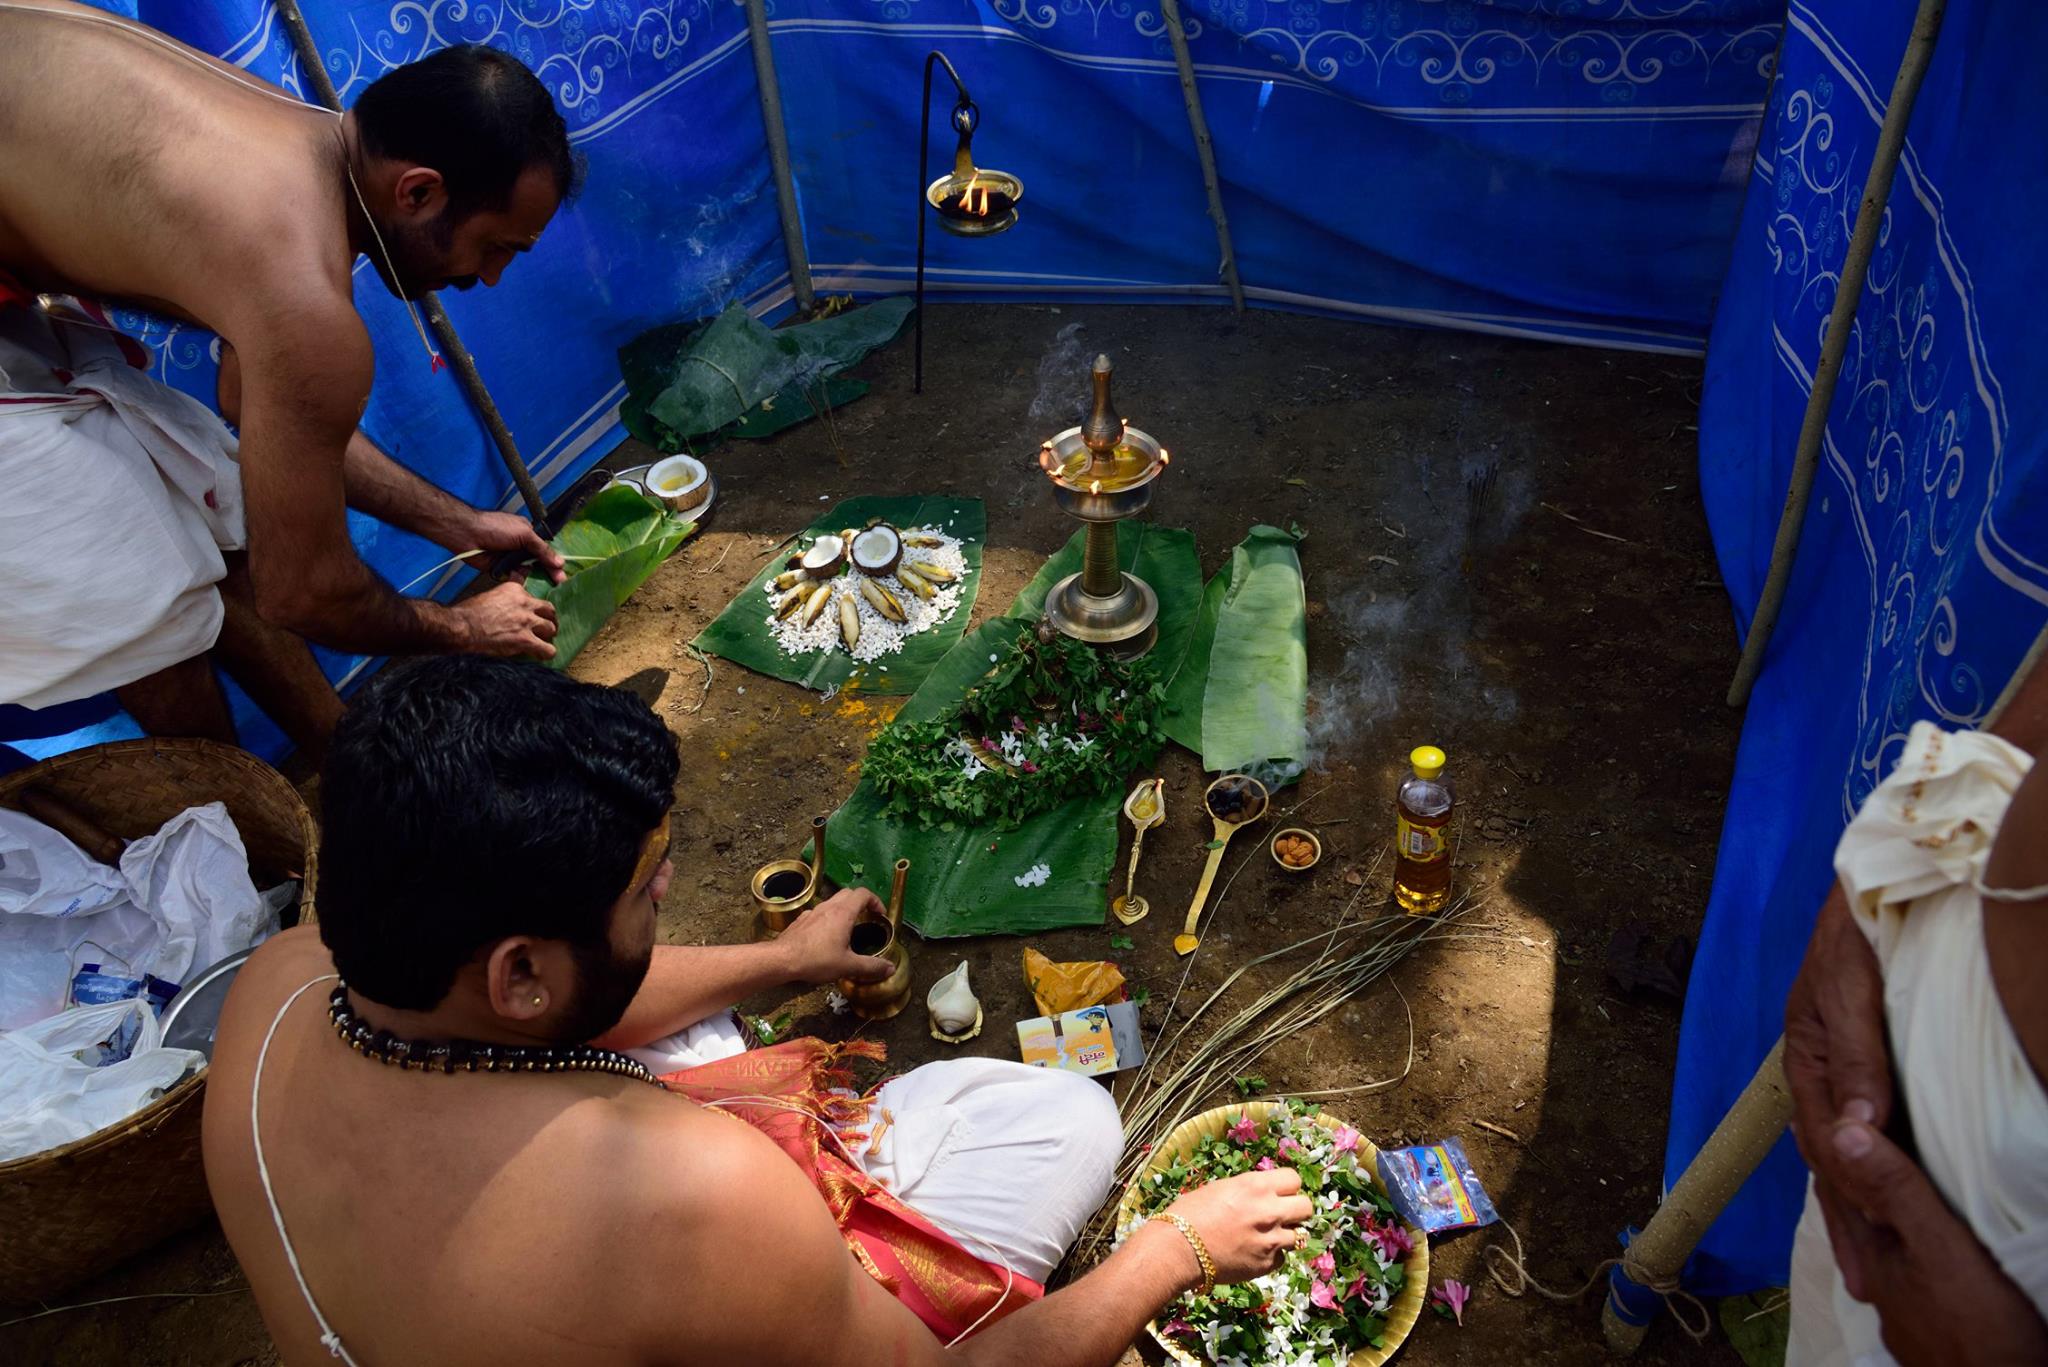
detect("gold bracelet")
[1160,1213,1216,1296]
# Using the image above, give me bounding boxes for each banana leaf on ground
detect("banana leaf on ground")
[692,497,985,696]
[822,524,1203,938]
[1159,524,1309,785]
[618,300,913,452]
[525,486,697,669]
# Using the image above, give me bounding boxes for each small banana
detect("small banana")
[772,569,805,592]
[894,565,936,600]
[800,582,833,627]
[901,560,956,584]
[774,588,806,620]
[838,594,861,649]
[859,578,905,622]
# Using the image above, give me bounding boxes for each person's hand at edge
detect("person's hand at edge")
[1815,1119,2048,1365]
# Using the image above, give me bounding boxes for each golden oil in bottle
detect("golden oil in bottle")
[1393,745,1453,914]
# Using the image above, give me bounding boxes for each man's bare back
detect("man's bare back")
[0,0,353,340]
[207,928,786,1365]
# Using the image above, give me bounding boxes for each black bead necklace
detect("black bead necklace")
[327,982,663,1088]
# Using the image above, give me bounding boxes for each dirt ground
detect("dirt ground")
[4,304,1751,1365]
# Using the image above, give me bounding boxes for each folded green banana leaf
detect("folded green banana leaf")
[525,485,696,669]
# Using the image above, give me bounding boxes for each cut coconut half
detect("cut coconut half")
[851,524,903,578]
[800,534,847,578]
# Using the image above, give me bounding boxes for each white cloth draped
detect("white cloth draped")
[0,299,243,709]
[1786,721,2048,1366]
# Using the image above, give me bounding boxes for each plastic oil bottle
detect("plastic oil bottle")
[1394,745,1453,914]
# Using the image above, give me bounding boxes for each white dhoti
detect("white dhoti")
[0,299,244,709]
[1786,721,2048,1367]
[629,1014,1124,1285]
[859,1057,1124,1283]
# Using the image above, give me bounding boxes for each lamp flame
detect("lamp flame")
[1160,449,1171,466]
[1089,479,1101,495]
[958,176,990,217]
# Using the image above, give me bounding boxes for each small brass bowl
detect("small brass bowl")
[751,858,816,935]
[1270,827,1322,873]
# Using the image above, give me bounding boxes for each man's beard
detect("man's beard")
[552,935,654,1044]
[376,211,477,298]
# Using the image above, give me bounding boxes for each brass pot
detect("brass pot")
[838,858,914,1020]
[751,816,831,937]
[751,859,815,936]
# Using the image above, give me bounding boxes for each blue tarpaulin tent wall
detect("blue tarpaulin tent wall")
[1668,0,2048,1294]
[12,0,1783,769]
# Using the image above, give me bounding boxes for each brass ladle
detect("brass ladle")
[1173,774,1270,956]
[1112,778,1165,925]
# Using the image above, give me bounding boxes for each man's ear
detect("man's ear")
[392,167,448,220]
[483,937,551,1022]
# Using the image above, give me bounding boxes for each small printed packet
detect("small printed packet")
[1374,1137,1499,1234]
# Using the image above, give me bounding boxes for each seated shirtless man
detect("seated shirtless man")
[204,656,1311,1364]
[0,3,571,761]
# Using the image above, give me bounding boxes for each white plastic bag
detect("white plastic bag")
[0,801,277,1029]
[0,809,161,1029]
[0,997,204,1161]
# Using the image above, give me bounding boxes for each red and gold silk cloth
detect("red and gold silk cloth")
[660,1038,1042,1340]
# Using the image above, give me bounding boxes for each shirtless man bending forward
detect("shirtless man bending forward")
[205,657,1313,1365]
[0,3,571,759]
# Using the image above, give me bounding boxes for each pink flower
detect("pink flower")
[1227,1115,1259,1144]
[1331,1125,1359,1153]
[1255,1156,1277,1171]
[1309,1280,1339,1312]
[1345,1275,1371,1303]
[981,737,999,752]
[1430,1278,1471,1326]
[1162,1318,1197,1338]
[1312,1251,1336,1279]
[1021,760,1039,774]
[1276,1136,1301,1158]
[1011,717,1027,734]
[1375,1219,1414,1259]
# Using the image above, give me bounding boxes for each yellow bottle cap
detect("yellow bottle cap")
[1410,745,1446,780]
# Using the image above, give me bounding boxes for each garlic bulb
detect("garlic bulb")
[927,961,980,1038]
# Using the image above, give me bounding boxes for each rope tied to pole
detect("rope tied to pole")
[1481,1220,1714,1345]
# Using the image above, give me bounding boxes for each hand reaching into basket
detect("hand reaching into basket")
[1162,1168,1317,1286]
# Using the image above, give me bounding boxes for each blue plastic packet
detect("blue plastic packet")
[69,966,178,1065]
[1374,1137,1499,1234]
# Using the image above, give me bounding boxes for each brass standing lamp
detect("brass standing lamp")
[1036,355,1169,656]
[914,50,1022,394]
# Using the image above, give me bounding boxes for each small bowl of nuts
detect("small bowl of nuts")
[1270,827,1322,873]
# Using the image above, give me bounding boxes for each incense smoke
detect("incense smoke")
[1028,322,1092,425]
[1302,443,1532,773]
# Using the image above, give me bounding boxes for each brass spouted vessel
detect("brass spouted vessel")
[840,858,914,1020]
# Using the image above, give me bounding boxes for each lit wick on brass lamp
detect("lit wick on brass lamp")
[1038,355,1169,656]
[914,50,1021,394]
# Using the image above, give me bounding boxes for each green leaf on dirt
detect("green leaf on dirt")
[1132,986,1151,1008]
[617,300,913,452]
[1719,1292,1788,1367]
[821,525,1207,938]
[1109,933,1134,950]
[693,496,984,697]
[525,485,695,669]
[1232,1075,1269,1096]
[1205,839,1225,850]
[1160,525,1309,781]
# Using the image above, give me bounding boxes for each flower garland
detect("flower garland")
[1125,1103,1412,1367]
[863,624,1167,830]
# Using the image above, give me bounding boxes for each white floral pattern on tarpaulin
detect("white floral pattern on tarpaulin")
[1753,0,2047,820]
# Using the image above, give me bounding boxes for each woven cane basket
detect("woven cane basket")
[0,738,317,1304]
[1116,1102,1430,1367]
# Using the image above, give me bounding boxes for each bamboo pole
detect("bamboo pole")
[742,0,817,315]
[272,0,553,530]
[1726,0,1947,707]
[1155,0,1244,311]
